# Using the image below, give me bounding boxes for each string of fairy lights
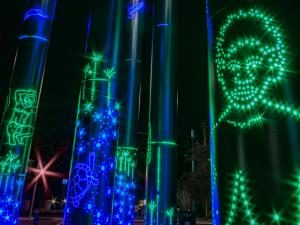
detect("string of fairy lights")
[223,170,300,225]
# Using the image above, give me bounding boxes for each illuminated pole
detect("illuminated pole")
[63,52,119,225]
[207,1,300,224]
[112,1,144,224]
[0,1,57,224]
[64,0,124,223]
[145,0,177,224]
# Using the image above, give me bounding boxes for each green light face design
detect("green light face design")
[215,8,300,129]
[6,89,37,146]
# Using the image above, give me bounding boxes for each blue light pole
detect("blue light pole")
[112,1,145,224]
[145,0,178,224]
[0,1,57,224]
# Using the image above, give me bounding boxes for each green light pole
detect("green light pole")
[0,0,57,224]
[145,0,178,224]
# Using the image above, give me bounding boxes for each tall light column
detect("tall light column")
[207,1,300,224]
[0,1,57,224]
[63,53,120,225]
[64,0,123,224]
[112,1,144,224]
[145,0,177,224]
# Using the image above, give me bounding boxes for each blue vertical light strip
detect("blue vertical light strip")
[145,0,177,224]
[206,0,220,224]
[85,11,92,52]
[112,0,144,223]
[0,1,57,224]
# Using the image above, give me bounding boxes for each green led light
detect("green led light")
[115,102,121,111]
[80,53,117,113]
[166,208,175,225]
[271,211,281,224]
[214,8,300,130]
[104,67,116,106]
[224,170,257,225]
[83,101,94,114]
[91,52,104,63]
[91,52,103,101]
[149,141,177,146]
[148,201,157,225]
[118,146,138,151]
[224,170,300,224]
[146,122,152,165]
[116,146,137,177]
[6,89,37,146]
[0,151,22,174]
[297,175,300,225]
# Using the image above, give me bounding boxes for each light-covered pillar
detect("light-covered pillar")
[0,1,57,224]
[145,0,177,224]
[112,0,144,224]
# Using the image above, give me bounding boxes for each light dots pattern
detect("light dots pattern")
[224,170,258,225]
[214,8,300,130]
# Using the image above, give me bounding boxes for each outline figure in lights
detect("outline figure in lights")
[69,152,98,208]
[214,8,300,130]
[128,1,144,19]
[6,89,37,146]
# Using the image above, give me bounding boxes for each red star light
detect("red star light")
[25,144,68,196]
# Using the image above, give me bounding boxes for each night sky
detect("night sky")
[0,1,208,145]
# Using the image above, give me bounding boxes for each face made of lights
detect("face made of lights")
[215,8,300,130]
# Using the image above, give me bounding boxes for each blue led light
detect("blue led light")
[68,152,98,208]
[128,1,145,19]
[112,174,135,225]
[23,8,49,21]
[64,105,119,224]
[19,35,48,42]
[156,23,169,27]
[0,173,24,225]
